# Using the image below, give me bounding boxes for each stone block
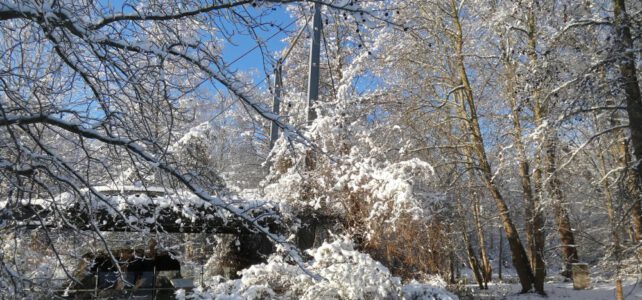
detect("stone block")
[572,263,591,290]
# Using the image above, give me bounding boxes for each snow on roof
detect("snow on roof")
[1,187,281,233]
[93,185,171,195]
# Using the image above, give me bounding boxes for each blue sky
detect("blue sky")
[221,6,296,90]
[102,1,298,91]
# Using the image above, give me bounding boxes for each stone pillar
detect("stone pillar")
[572,263,591,290]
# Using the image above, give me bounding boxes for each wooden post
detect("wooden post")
[152,265,157,300]
[94,275,98,298]
[449,251,456,284]
[498,227,503,281]
[616,279,624,300]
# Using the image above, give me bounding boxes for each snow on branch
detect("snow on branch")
[0,112,316,277]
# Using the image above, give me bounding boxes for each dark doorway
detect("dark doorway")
[72,251,184,299]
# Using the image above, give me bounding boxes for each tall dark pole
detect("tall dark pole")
[269,61,283,149]
[267,15,310,150]
[306,3,323,124]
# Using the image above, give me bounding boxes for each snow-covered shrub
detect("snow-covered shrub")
[168,122,227,194]
[402,281,458,300]
[183,238,456,299]
[263,106,450,278]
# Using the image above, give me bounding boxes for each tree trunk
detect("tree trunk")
[596,131,623,266]
[486,181,536,292]
[464,227,485,290]
[457,198,485,289]
[616,136,642,242]
[545,136,579,277]
[525,4,578,280]
[594,94,628,267]
[505,55,546,292]
[472,191,492,288]
[613,0,642,243]
[619,134,642,258]
[450,0,535,292]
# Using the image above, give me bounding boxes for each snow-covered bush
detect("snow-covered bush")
[402,282,458,300]
[182,238,457,300]
[263,105,450,278]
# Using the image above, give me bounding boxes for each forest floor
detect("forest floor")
[453,278,642,299]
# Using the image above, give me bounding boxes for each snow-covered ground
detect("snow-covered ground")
[456,279,642,299]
